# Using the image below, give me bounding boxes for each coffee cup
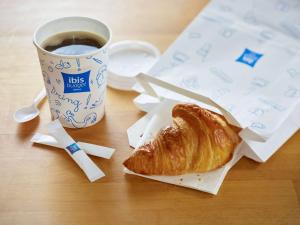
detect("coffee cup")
[33,16,111,128]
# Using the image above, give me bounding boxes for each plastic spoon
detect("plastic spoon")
[14,88,47,123]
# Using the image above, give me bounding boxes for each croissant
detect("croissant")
[123,103,241,175]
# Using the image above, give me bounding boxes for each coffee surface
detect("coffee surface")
[42,31,106,55]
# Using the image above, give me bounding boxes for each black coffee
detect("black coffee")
[42,31,106,55]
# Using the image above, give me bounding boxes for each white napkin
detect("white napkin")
[126,99,246,195]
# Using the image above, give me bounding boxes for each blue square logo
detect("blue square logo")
[62,70,91,93]
[66,143,81,154]
[236,48,263,67]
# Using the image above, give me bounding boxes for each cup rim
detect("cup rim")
[33,16,112,58]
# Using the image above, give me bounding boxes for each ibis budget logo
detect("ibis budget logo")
[66,143,81,154]
[236,48,263,67]
[62,71,91,93]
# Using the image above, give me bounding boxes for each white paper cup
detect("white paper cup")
[33,17,111,128]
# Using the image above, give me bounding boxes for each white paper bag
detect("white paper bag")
[125,0,300,194]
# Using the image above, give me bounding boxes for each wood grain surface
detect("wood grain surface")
[0,0,299,224]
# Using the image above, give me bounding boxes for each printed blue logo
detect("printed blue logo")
[236,48,263,67]
[66,143,81,154]
[62,70,91,93]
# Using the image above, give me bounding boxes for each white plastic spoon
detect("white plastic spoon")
[14,88,47,123]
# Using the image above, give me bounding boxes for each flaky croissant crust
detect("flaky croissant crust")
[124,104,241,175]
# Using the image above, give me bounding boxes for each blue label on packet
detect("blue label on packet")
[66,143,81,154]
[62,70,91,93]
[236,48,263,68]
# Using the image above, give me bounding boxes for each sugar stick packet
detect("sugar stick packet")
[31,133,115,159]
[47,119,105,182]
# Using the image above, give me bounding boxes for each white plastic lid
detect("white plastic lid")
[107,40,160,91]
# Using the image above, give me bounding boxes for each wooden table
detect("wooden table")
[1,0,300,224]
